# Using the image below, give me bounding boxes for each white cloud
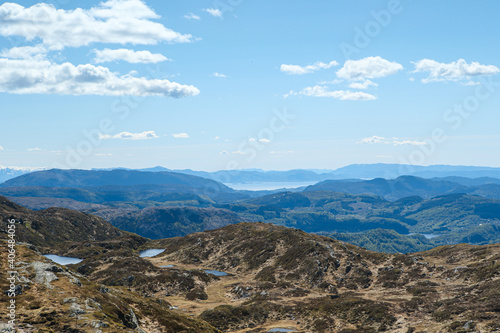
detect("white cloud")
[280,60,338,75]
[359,135,387,144]
[359,136,427,146]
[0,145,3,151]
[318,79,343,85]
[412,59,500,83]
[0,59,200,97]
[93,48,169,64]
[348,79,378,90]
[27,147,43,151]
[0,1,193,50]
[99,130,159,140]
[184,13,200,20]
[172,133,189,138]
[393,140,426,146]
[0,45,47,60]
[336,56,403,81]
[286,85,376,101]
[249,138,270,144]
[95,153,112,156]
[212,72,227,78]
[213,136,220,140]
[204,8,222,17]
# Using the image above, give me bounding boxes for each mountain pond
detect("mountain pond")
[43,254,83,265]
[139,249,165,257]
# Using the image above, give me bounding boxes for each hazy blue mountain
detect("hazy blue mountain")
[7,164,500,187]
[305,175,500,201]
[0,169,250,203]
[0,166,46,183]
[304,175,466,200]
[0,169,232,190]
[431,176,500,186]
[328,163,500,179]
[94,163,500,184]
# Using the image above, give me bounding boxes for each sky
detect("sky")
[0,0,500,171]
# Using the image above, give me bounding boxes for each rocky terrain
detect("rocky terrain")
[0,197,499,332]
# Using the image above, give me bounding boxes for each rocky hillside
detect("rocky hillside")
[0,196,139,250]
[149,223,500,332]
[0,242,219,332]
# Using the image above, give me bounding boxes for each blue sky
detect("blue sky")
[1,0,500,171]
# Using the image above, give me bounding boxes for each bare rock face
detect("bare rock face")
[30,262,59,288]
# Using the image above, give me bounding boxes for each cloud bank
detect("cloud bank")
[0,59,200,97]
[93,48,169,64]
[0,0,192,50]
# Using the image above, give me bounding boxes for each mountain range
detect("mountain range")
[5,163,500,185]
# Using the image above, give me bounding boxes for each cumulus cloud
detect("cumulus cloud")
[204,8,222,17]
[93,48,169,64]
[172,133,189,138]
[212,72,227,78]
[348,79,378,89]
[0,45,47,60]
[359,136,427,146]
[0,145,4,151]
[99,130,159,140]
[286,85,376,101]
[249,138,270,144]
[280,60,338,75]
[336,56,403,81]
[0,1,193,50]
[359,135,387,144]
[393,140,426,146]
[184,13,200,20]
[412,58,500,83]
[27,147,43,151]
[0,58,200,97]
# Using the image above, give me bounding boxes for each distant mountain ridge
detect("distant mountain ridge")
[122,164,500,183]
[0,166,46,183]
[305,175,500,201]
[0,169,232,189]
[5,163,500,185]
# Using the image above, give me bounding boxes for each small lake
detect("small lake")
[44,254,83,265]
[422,234,441,239]
[204,269,228,277]
[139,249,165,258]
[409,233,441,239]
[160,264,174,268]
[268,329,296,333]
[224,181,317,191]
